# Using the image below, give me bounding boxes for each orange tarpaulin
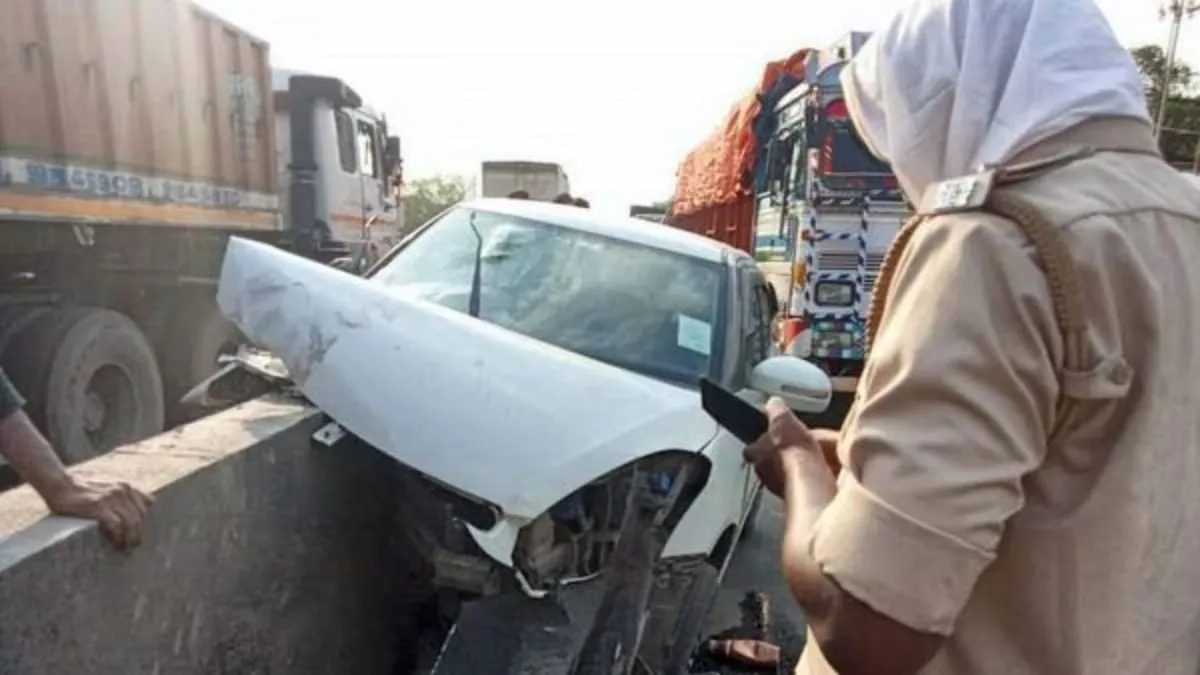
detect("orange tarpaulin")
[671,49,810,217]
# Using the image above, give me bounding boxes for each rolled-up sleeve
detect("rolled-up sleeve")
[810,213,1062,636]
[0,366,26,422]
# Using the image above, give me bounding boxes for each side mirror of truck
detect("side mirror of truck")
[384,136,401,175]
[748,356,832,414]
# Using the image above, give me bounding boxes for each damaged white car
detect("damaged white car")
[212,199,833,674]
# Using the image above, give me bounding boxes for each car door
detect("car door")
[706,263,774,532]
[738,267,778,519]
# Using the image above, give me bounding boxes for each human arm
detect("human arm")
[746,214,1061,674]
[0,368,153,550]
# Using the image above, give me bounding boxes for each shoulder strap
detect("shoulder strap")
[865,188,1087,374]
[863,151,1135,439]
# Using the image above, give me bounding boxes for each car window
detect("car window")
[371,207,727,386]
[743,269,774,367]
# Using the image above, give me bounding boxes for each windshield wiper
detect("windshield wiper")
[467,211,483,317]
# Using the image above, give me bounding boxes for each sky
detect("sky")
[197,0,1190,214]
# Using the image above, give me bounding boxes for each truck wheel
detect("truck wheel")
[38,308,164,463]
[2,307,82,430]
[161,297,243,425]
[661,562,721,674]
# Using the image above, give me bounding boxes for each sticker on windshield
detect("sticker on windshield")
[676,314,712,356]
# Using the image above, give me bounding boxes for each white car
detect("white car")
[214,198,832,674]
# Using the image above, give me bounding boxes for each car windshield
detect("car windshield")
[370,206,726,386]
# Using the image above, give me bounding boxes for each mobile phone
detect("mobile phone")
[699,377,768,444]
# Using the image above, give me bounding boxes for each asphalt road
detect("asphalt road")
[704,493,808,660]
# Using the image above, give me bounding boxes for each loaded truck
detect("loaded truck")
[0,0,402,465]
[629,204,669,223]
[479,160,570,200]
[670,33,907,421]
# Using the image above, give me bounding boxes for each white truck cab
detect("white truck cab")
[272,69,403,263]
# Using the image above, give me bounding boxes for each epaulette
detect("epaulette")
[917,170,996,216]
[917,147,1097,217]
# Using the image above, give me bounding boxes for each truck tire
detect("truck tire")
[161,295,244,425]
[661,562,721,674]
[2,307,81,428]
[35,308,164,464]
[0,305,53,358]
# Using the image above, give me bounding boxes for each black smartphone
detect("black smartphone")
[699,377,768,444]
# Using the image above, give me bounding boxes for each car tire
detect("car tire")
[740,487,764,542]
[661,562,721,674]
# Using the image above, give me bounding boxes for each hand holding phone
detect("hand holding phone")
[699,377,768,444]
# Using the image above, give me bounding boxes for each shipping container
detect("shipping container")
[0,0,279,230]
[667,195,754,252]
[0,0,403,470]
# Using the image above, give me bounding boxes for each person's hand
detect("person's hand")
[43,479,153,551]
[744,398,838,497]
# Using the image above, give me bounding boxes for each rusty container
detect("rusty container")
[0,0,280,229]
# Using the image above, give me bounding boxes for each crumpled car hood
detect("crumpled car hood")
[215,238,719,519]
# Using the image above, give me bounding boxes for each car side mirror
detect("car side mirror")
[748,356,831,413]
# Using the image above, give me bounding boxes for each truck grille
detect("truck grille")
[814,250,886,292]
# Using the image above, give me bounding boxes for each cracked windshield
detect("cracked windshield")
[0,1,1191,674]
[371,207,724,386]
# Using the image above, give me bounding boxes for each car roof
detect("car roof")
[464,198,745,265]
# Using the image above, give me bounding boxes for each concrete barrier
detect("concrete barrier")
[0,395,418,674]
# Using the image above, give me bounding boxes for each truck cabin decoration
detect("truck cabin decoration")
[752,34,907,380]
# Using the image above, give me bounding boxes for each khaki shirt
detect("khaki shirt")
[798,117,1200,674]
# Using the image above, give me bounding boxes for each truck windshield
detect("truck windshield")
[816,99,897,193]
[826,118,891,175]
[370,207,726,387]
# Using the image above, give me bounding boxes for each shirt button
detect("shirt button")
[1109,360,1133,386]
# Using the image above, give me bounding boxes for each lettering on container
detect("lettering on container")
[228,72,262,165]
[22,160,245,208]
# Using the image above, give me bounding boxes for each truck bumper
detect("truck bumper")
[830,376,858,393]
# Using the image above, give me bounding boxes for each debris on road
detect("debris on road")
[703,638,781,669]
[689,592,802,674]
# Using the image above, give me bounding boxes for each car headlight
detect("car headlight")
[815,281,854,307]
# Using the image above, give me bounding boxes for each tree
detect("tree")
[1130,44,1200,167]
[402,175,471,233]
[1131,44,1193,98]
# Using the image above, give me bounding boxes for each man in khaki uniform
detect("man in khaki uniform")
[743,0,1200,673]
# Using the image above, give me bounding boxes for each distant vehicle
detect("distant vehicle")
[671,33,905,423]
[212,198,834,673]
[630,204,670,222]
[479,160,570,201]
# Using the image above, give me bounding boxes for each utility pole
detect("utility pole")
[1156,1,1200,138]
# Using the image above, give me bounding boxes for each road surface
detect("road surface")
[704,493,808,662]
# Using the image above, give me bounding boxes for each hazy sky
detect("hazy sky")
[197,0,1188,214]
